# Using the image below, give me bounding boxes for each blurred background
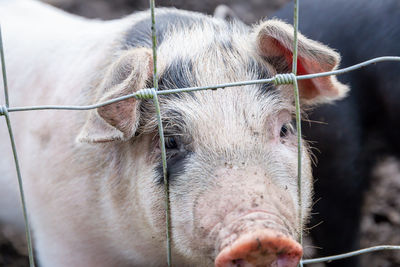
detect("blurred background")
[1,0,399,266]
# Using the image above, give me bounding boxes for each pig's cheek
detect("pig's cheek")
[139,153,170,235]
[273,142,313,222]
[278,142,298,158]
[193,194,220,240]
[266,144,301,199]
[172,199,204,257]
[190,191,226,258]
[144,181,169,237]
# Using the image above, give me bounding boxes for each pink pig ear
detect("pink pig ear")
[255,20,349,104]
[77,48,153,143]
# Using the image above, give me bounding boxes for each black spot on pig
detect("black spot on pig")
[123,9,207,49]
[247,59,276,96]
[153,109,193,185]
[156,150,193,184]
[158,59,194,91]
[157,58,197,101]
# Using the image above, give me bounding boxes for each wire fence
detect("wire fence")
[1,0,400,266]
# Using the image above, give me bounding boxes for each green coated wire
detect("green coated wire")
[292,0,299,75]
[293,76,303,267]
[0,25,35,266]
[151,89,172,266]
[0,25,9,107]
[3,56,400,114]
[301,245,400,264]
[149,0,172,266]
[2,110,35,267]
[291,0,303,250]
[150,0,159,91]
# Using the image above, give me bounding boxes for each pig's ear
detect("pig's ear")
[255,20,349,104]
[77,48,152,143]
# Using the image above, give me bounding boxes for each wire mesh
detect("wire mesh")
[1,0,400,266]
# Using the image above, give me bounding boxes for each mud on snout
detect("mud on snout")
[191,167,303,267]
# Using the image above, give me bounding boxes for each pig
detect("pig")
[274,0,400,266]
[0,0,349,266]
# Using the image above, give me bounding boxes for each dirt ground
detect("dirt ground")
[359,158,400,267]
[1,0,400,266]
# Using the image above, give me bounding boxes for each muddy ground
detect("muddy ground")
[1,0,400,266]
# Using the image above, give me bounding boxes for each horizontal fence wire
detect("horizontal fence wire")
[301,245,400,265]
[2,56,399,114]
[1,1,400,265]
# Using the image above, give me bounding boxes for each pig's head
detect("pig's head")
[78,15,348,267]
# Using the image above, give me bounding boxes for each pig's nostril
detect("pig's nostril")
[221,258,251,267]
[277,253,298,267]
[227,257,293,267]
[215,229,302,267]
[230,258,251,267]
[232,259,244,264]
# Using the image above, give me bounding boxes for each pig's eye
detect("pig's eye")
[280,123,294,138]
[165,136,178,150]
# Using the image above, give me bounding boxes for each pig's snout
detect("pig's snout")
[215,229,302,267]
[192,167,302,266]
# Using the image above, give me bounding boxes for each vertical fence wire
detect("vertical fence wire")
[291,0,303,253]
[151,90,172,266]
[149,0,172,266]
[150,0,159,90]
[0,25,35,267]
[0,25,9,107]
[2,111,35,267]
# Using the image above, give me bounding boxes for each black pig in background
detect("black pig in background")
[274,0,400,266]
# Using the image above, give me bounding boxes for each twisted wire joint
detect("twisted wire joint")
[134,88,157,99]
[273,73,297,85]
